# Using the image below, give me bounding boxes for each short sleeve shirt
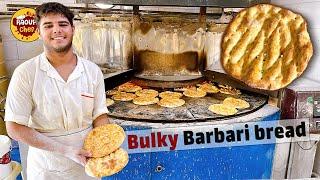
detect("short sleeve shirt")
[4,53,108,133]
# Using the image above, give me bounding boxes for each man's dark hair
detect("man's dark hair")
[35,2,74,26]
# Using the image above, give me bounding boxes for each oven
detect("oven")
[73,0,283,179]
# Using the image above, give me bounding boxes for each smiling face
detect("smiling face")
[38,13,74,53]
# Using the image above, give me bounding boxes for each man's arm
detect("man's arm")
[93,114,110,128]
[6,121,91,166]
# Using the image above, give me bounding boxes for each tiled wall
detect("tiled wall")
[0,19,43,78]
[0,1,79,77]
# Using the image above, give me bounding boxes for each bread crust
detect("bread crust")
[183,89,207,98]
[133,96,159,105]
[198,83,219,93]
[84,124,126,158]
[159,91,183,99]
[223,97,250,109]
[221,4,313,90]
[158,98,185,108]
[135,89,159,97]
[208,104,238,116]
[85,148,129,178]
[118,82,142,92]
[112,92,136,101]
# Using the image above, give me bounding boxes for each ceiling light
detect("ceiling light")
[95,3,114,9]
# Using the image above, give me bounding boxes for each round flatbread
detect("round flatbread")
[158,98,185,108]
[183,88,206,98]
[118,82,142,92]
[222,4,313,90]
[208,104,238,116]
[135,89,158,97]
[106,89,121,96]
[106,98,114,106]
[223,97,250,109]
[112,92,136,101]
[133,96,159,105]
[85,148,129,178]
[218,85,241,95]
[84,124,126,158]
[159,91,183,99]
[198,83,219,93]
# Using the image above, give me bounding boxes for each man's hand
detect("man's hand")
[93,114,110,128]
[63,146,92,166]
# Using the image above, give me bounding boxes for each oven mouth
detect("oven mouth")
[105,70,269,123]
[107,91,268,123]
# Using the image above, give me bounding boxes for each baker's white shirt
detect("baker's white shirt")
[4,52,108,132]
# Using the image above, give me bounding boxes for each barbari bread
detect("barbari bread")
[112,92,136,101]
[106,89,121,96]
[133,96,159,105]
[135,89,159,97]
[198,83,219,93]
[158,98,185,108]
[223,97,250,109]
[183,88,206,98]
[84,124,126,158]
[85,148,129,177]
[218,84,241,95]
[208,104,238,116]
[118,82,142,92]
[222,4,313,90]
[159,91,183,99]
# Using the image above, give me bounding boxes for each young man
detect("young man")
[5,2,109,179]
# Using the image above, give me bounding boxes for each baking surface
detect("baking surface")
[107,89,268,122]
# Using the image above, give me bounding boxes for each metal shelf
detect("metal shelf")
[77,0,270,7]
